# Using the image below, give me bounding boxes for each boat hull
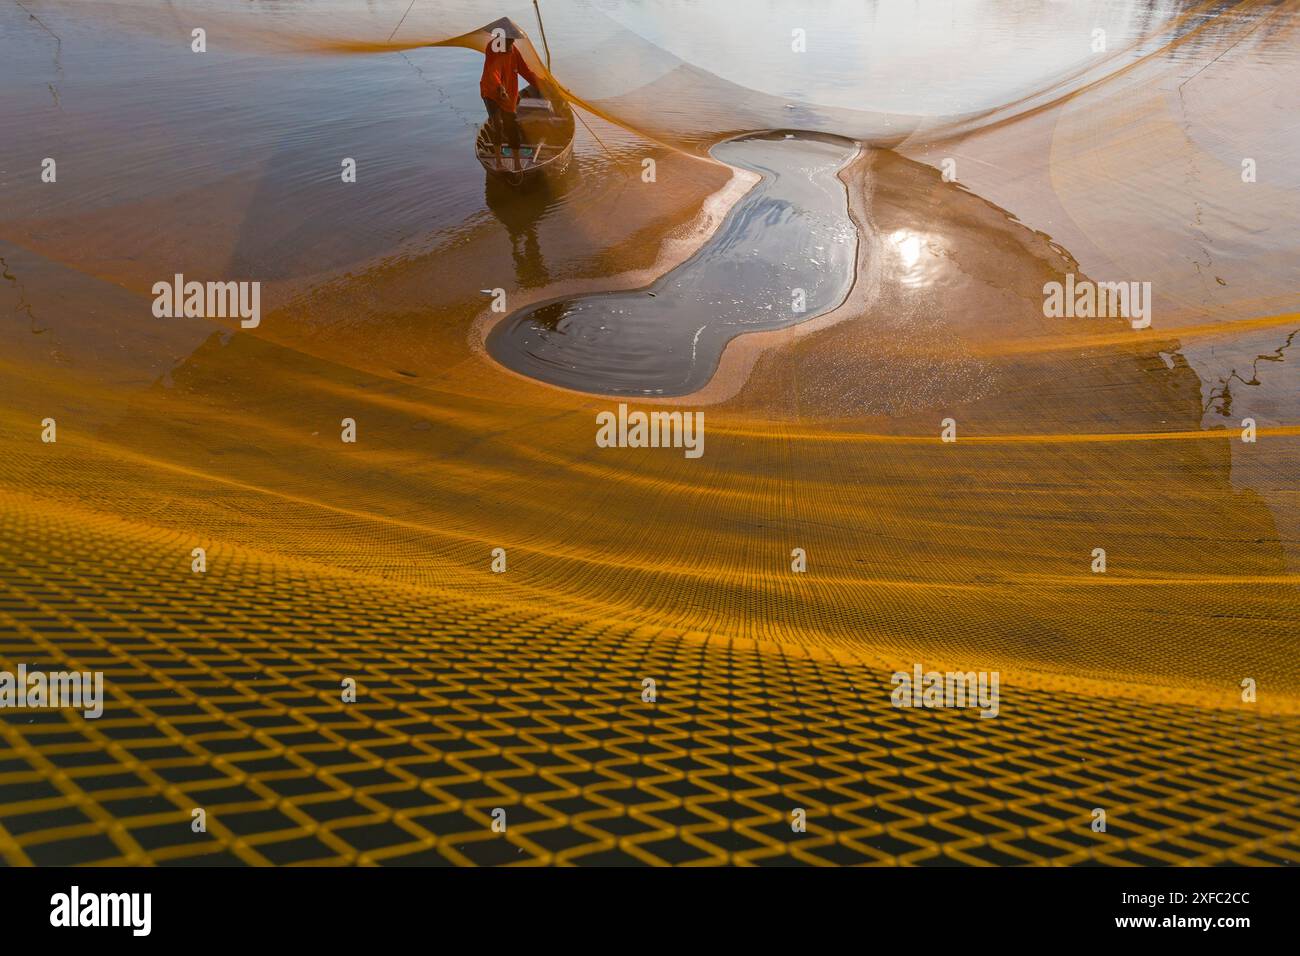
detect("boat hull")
[475,87,576,186]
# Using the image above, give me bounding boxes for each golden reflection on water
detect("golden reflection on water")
[886,228,947,290]
[0,0,1297,866]
[1,0,1295,678]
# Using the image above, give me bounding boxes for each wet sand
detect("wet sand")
[486,133,857,396]
[0,0,1296,866]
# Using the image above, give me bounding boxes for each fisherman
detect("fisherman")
[480,27,540,172]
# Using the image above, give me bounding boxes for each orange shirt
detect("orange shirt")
[480,47,539,113]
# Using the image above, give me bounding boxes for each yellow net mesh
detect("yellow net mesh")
[1,490,1297,866]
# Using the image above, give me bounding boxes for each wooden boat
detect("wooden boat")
[475,85,575,184]
[469,8,575,186]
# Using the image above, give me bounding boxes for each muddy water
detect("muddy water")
[1,0,1297,584]
[3,0,1294,422]
[2,5,1300,875]
[486,133,857,396]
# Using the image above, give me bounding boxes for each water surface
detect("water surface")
[487,132,858,396]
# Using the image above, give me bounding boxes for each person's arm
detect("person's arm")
[482,53,508,102]
[515,50,541,91]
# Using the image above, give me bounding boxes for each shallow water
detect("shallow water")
[2,0,1294,427]
[0,3,1296,635]
[487,133,857,396]
[2,0,1299,870]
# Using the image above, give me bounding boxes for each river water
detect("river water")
[3,0,1293,413]
[487,133,858,396]
[1,0,1298,869]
